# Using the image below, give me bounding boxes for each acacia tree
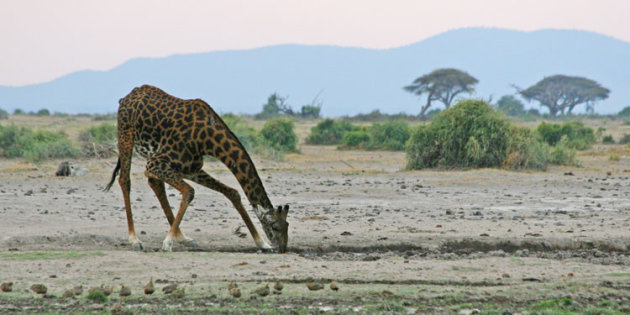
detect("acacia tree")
[517,75,609,117]
[404,68,478,117]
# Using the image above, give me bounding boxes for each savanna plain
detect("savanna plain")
[0,115,629,314]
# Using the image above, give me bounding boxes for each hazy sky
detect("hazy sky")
[2,0,628,86]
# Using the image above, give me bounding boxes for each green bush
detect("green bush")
[406,100,513,169]
[0,108,8,119]
[86,290,108,303]
[602,134,615,144]
[13,108,24,115]
[260,117,298,153]
[222,114,261,151]
[536,121,595,150]
[342,129,370,149]
[405,99,572,170]
[368,121,410,150]
[80,123,117,143]
[307,119,358,145]
[548,136,578,166]
[496,95,526,116]
[299,105,321,119]
[348,109,414,122]
[79,123,118,158]
[340,121,410,151]
[503,126,551,170]
[618,106,630,117]
[36,108,51,116]
[0,125,79,161]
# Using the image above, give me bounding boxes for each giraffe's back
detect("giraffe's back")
[118,85,220,161]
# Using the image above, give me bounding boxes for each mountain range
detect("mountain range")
[1,27,628,116]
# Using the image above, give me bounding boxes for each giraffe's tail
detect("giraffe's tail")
[104,158,121,192]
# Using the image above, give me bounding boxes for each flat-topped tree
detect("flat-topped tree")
[404,68,478,117]
[517,75,610,116]
[105,85,289,253]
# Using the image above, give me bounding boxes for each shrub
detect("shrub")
[299,105,321,119]
[348,109,414,122]
[255,93,293,120]
[340,121,410,151]
[406,100,513,169]
[602,135,615,144]
[342,129,370,149]
[548,136,578,166]
[93,113,117,121]
[503,126,550,170]
[36,109,51,116]
[496,95,526,116]
[619,134,630,145]
[536,121,595,150]
[618,106,630,117]
[86,290,108,303]
[405,99,572,170]
[79,123,118,158]
[13,108,24,115]
[307,119,358,145]
[260,117,298,152]
[0,125,79,161]
[0,108,8,119]
[222,114,261,151]
[367,120,410,150]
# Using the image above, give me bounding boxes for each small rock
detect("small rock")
[30,284,47,294]
[101,285,113,296]
[1,282,13,292]
[162,283,178,294]
[227,282,238,290]
[144,278,155,295]
[119,285,131,297]
[273,280,283,292]
[254,284,270,297]
[62,289,75,299]
[340,231,353,236]
[171,287,185,299]
[72,285,83,296]
[306,282,323,291]
[330,281,339,291]
[24,190,33,196]
[229,287,241,298]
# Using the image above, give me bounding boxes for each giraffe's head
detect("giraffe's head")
[259,205,289,253]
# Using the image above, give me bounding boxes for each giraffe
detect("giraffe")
[104,85,289,253]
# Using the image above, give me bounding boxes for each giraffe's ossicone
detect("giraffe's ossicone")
[104,85,289,253]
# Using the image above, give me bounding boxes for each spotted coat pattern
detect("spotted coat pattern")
[105,85,289,252]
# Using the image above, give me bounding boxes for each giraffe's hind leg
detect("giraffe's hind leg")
[147,177,197,248]
[117,127,143,250]
[145,154,195,252]
[186,170,273,251]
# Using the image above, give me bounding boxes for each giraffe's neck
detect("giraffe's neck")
[206,115,273,211]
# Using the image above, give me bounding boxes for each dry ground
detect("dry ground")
[0,117,629,314]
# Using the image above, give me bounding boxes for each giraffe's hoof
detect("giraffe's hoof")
[180,239,198,248]
[261,247,276,254]
[162,239,174,252]
[130,243,144,251]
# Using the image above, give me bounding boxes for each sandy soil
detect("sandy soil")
[0,145,629,313]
